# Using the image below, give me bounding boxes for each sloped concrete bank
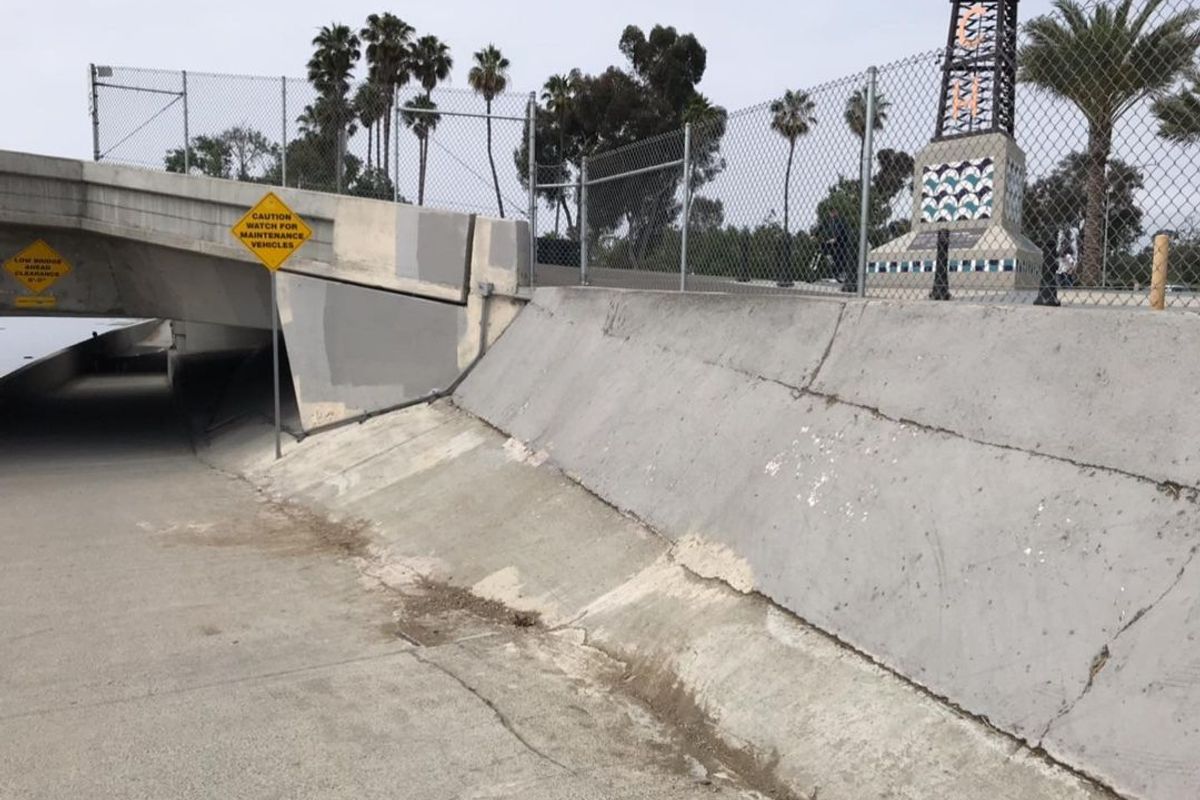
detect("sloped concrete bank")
[451,288,1200,800]
[209,410,1108,799]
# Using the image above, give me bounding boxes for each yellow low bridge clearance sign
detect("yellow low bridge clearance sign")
[4,240,72,294]
[231,192,313,271]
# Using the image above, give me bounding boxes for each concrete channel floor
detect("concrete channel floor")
[0,374,768,800]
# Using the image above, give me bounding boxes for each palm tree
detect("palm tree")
[410,35,454,99]
[1154,81,1200,143]
[770,90,818,286]
[844,87,891,144]
[308,23,362,192]
[361,13,414,181]
[469,45,511,218]
[403,95,441,205]
[1020,0,1200,285]
[355,82,389,170]
[542,71,581,234]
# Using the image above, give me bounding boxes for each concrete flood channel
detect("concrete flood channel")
[5,286,1199,799]
[0,373,782,798]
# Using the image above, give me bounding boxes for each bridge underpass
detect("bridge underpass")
[0,150,528,433]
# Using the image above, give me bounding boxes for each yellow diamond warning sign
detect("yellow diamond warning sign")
[231,192,313,271]
[4,240,72,294]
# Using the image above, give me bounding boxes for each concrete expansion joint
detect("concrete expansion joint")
[802,383,1200,499]
[563,291,1200,500]
[1040,542,1200,749]
[806,303,848,390]
[407,648,576,775]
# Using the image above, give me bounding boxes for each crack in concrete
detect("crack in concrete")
[558,291,1200,498]
[807,303,848,389]
[1040,543,1200,746]
[408,649,575,775]
[482,434,1125,799]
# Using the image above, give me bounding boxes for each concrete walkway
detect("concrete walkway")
[0,375,765,800]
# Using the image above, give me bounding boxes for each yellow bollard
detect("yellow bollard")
[1150,232,1172,311]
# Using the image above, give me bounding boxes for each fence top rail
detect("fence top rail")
[92,63,536,104]
[585,159,685,187]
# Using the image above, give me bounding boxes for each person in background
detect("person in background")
[821,210,856,293]
[1057,245,1077,288]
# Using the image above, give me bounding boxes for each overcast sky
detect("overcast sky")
[4,0,1062,160]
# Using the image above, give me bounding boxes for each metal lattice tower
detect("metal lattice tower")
[935,0,1020,140]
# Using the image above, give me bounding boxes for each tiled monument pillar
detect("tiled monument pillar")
[869,0,1042,289]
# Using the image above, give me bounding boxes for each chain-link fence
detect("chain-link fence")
[90,65,534,221]
[532,0,1200,310]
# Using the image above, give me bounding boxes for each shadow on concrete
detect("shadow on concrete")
[0,373,192,472]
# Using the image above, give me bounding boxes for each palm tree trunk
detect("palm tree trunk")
[783,139,796,282]
[1081,121,1112,287]
[419,136,427,206]
[486,99,505,219]
[367,125,373,171]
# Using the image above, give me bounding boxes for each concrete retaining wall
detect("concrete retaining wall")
[456,288,1200,800]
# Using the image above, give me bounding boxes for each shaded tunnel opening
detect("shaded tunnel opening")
[0,319,300,467]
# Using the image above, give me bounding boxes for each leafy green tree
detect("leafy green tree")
[1020,0,1200,284]
[270,134,361,193]
[361,13,415,179]
[350,166,399,201]
[165,134,233,178]
[811,149,916,281]
[469,44,512,218]
[550,26,726,269]
[688,196,724,234]
[308,23,362,192]
[1023,153,1145,269]
[402,95,441,205]
[220,126,279,181]
[770,90,817,283]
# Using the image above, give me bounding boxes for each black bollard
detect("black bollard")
[737,233,751,283]
[929,229,952,301]
[1033,241,1060,307]
[841,244,858,294]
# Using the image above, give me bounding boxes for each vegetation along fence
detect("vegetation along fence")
[92,1,1200,309]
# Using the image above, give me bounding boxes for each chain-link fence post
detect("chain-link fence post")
[580,157,589,286]
[89,65,100,163]
[393,86,401,204]
[335,128,345,195]
[856,66,878,299]
[280,77,288,188]
[680,122,692,292]
[181,70,190,174]
[527,92,538,288]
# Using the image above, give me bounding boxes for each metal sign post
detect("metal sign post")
[230,192,313,460]
[271,271,281,459]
